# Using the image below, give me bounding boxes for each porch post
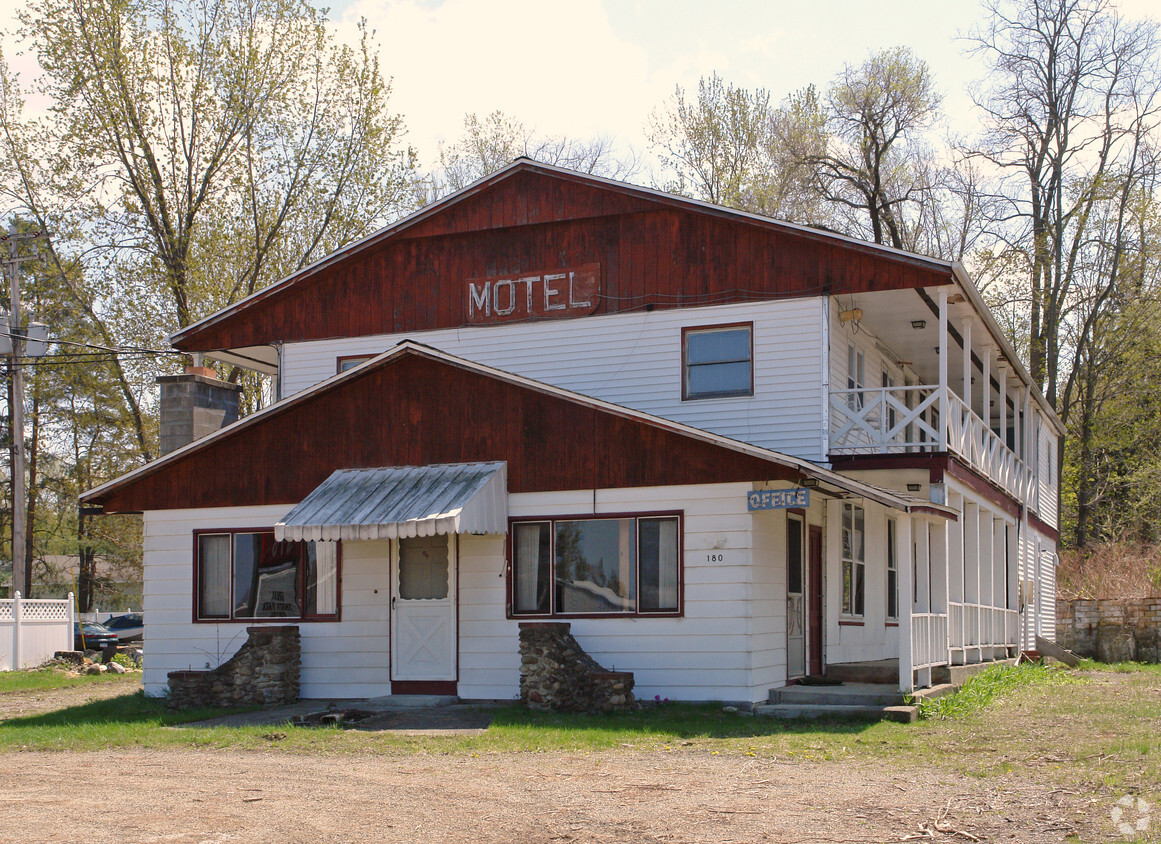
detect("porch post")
[938,288,949,452]
[897,515,914,693]
[999,365,1008,449]
[915,520,933,688]
[930,519,950,668]
[981,345,992,429]
[979,507,994,654]
[962,316,973,424]
[964,501,980,661]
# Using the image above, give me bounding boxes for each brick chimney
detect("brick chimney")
[156,362,243,456]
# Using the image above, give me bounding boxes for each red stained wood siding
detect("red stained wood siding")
[173,165,953,353]
[89,349,801,514]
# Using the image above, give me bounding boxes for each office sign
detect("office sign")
[747,488,810,510]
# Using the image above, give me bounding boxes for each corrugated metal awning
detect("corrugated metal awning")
[275,462,507,542]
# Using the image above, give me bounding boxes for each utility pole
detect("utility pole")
[1,224,48,598]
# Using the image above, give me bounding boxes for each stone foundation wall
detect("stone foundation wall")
[1057,599,1161,663]
[518,622,635,713]
[167,625,300,709]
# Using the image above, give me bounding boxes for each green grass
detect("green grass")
[916,661,1077,719]
[0,666,138,693]
[0,662,1158,807]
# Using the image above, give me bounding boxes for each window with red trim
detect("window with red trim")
[682,324,753,400]
[511,515,681,616]
[196,530,339,621]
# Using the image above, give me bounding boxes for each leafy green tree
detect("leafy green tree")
[14,0,418,332]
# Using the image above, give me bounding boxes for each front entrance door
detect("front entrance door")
[787,514,806,678]
[808,525,824,676]
[391,534,456,690]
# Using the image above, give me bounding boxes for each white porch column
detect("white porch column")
[915,520,933,688]
[1022,386,1033,463]
[979,508,994,652]
[993,514,1006,656]
[930,519,950,671]
[982,345,992,427]
[962,316,973,422]
[938,288,949,451]
[897,515,915,693]
[998,365,1008,455]
[1007,522,1019,650]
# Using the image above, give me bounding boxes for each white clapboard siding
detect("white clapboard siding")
[145,481,783,703]
[458,482,767,703]
[279,298,827,460]
[822,498,900,666]
[1035,416,1059,528]
[142,507,393,699]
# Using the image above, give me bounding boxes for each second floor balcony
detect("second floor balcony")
[826,283,1052,506]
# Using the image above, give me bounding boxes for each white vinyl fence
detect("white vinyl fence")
[0,592,75,670]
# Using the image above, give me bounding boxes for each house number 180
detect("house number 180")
[705,553,724,562]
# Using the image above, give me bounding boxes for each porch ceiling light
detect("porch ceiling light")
[801,478,820,488]
[911,319,926,330]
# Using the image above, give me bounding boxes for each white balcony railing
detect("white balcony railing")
[911,612,949,671]
[829,385,941,454]
[830,386,1034,502]
[949,602,1019,650]
[945,393,1035,502]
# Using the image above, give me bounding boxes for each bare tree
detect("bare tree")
[774,47,943,250]
[432,110,637,199]
[965,0,1161,407]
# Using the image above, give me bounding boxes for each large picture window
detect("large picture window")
[511,515,681,616]
[682,324,753,400]
[841,503,865,617]
[196,529,339,621]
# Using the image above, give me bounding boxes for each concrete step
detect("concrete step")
[825,659,899,684]
[769,684,905,707]
[363,694,459,709]
[754,703,918,723]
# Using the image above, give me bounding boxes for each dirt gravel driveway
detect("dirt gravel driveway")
[0,747,1101,843]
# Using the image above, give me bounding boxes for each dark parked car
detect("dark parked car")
[102,613,144,643]
[74,621,118,652]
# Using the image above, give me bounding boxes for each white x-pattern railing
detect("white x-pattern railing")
[830,386,1033,501]
[829,385,940,454]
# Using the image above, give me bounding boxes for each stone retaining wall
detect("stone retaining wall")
[167,625,300,709]
[1057,598,1161,663]
[518,622,635,712]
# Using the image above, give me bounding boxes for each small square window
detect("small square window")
[683,324,753,400]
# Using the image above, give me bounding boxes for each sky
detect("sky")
[2,0,1157,171]
[320,0,1156,171]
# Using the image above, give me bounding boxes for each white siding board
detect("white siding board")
[280,299,827,460]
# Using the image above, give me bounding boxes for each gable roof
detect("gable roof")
[168,159,957,357]
[82,341,952,517]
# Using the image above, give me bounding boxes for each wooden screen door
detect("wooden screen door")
[787,514,806,679]
[808,525,824,676]
[391,534,457,685]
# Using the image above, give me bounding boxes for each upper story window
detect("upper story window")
[510,514,681,617]
[847,345,866,410]
[196,529,339,622]
[337,355,372,374]
[682,324,753,400]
